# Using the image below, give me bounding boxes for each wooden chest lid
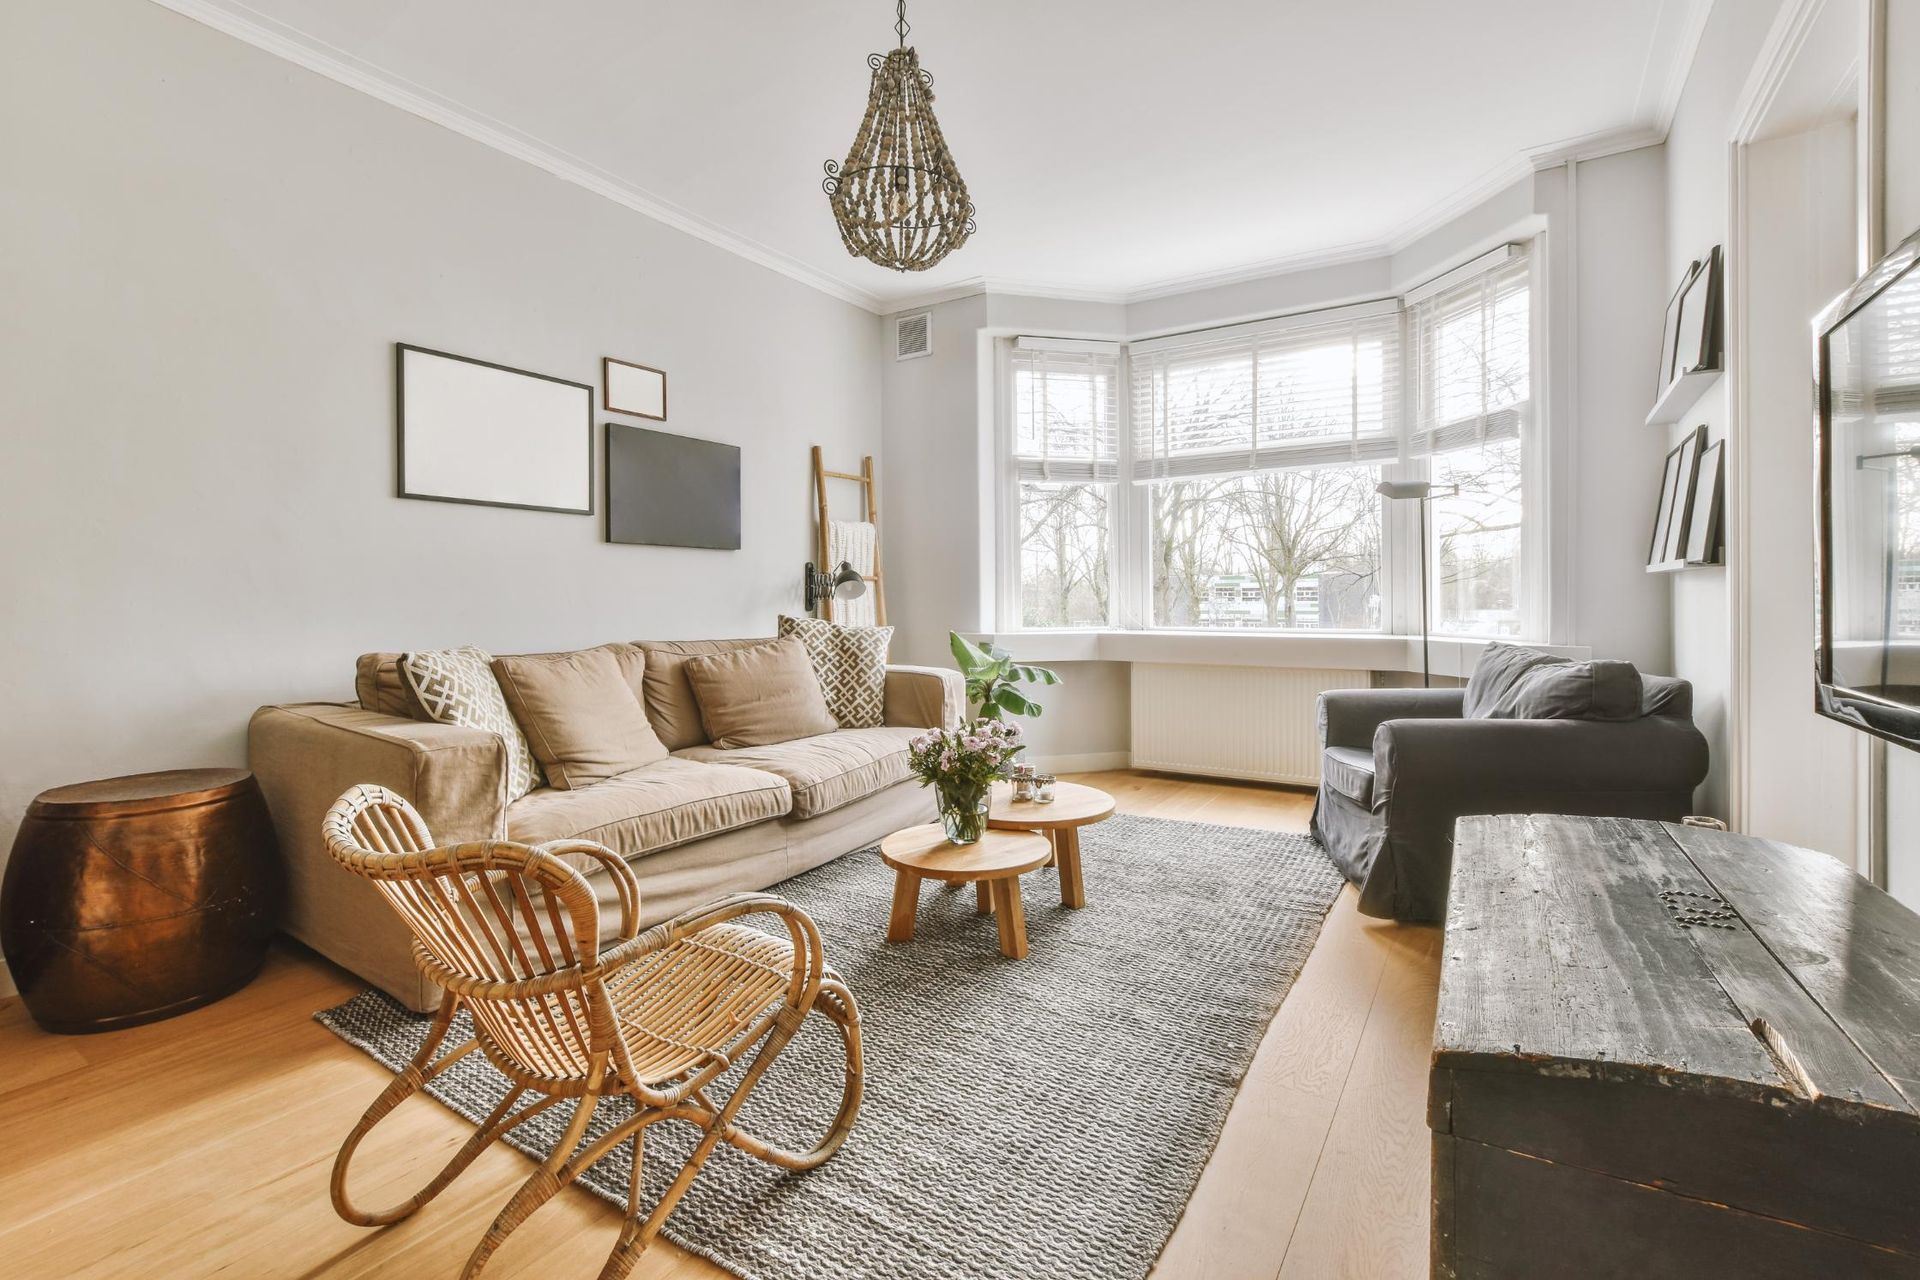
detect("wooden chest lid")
[1436,814,1920,1123]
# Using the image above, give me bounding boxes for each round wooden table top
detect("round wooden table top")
[878,824,1052,885]
[30,768,255,816]
[987,780,1116,831]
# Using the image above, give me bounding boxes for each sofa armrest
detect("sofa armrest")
[1319,687,1465,750]
[1373,715,1709,807]
[248,702,509,1011]
[884,665,965,730]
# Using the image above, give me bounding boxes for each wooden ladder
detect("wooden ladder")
[811,445,886,624]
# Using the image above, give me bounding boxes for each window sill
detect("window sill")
[974,629,1587,677]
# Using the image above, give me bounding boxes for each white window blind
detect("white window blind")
[1407,247,1531,455]
[1128,306,1402,481]
[1011,338,1121,482]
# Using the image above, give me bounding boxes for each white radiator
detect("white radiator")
[1129,664,1371,786]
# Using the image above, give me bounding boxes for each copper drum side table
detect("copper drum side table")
[1,769,281,1033]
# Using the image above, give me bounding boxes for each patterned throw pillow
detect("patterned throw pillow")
[400,645,545,801]
[777,616,893,729]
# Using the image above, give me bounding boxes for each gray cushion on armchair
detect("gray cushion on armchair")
[1310,646,1710,922]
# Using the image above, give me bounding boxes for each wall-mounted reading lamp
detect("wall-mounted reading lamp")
[1375,480,1460,688]
[804,561,868,613]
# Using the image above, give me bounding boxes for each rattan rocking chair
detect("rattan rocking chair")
[320,784,864,1279]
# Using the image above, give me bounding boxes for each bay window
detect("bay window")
[1009,340,1119,629]
[1000,243,1538,640]
[1408,250,1533,637]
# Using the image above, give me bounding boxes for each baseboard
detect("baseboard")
[1028,751,1132,774]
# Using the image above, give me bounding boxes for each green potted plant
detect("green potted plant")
[949,632,1060,720]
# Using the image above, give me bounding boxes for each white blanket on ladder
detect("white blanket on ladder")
[828,519,877,626]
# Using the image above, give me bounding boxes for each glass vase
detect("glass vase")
[937,786,990,845]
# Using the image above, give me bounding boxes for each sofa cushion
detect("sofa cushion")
[505,757,792,859]
[1466,644,1644,722]
[777,615,894,728]
[401,645,544,800]
[356,653,429,720]
[676,726,918,819]
[1321,746,1376,808]
[491,645,667,791]
[683,635,838,749]
[632,639,772,750]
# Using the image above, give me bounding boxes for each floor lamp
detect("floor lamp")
[1376,480,1458,688]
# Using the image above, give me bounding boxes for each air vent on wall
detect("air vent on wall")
[895,312,932,360]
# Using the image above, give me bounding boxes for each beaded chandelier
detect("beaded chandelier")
[823,0,976,273]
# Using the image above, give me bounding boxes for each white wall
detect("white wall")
[1740,118,1863,854]
[0,0,881,875]
[1661,0,1790,819]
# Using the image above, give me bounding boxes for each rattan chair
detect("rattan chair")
[320,784,863,1279]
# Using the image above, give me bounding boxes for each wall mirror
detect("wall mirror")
[1816,226,1920,750]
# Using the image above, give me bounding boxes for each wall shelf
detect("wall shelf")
[1646,557,1724,574]
[1646,365,1724,427]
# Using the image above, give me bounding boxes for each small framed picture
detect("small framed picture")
[1663,427,1705,563]
[1648,444,1684,566]
[1673,247,1722,377]
[603,357,667,420]
[1684,439,1725,564]
[1657,260,1699,392]
[1648,426,1706,568]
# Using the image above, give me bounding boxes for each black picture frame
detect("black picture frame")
[1683,439,1724,564]
[1648,426,1706,569]
[396,344,594,515]
[1674,246,1724,378]
[1657,259,1700,392]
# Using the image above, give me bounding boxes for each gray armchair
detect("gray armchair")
[1311,673,1710,922]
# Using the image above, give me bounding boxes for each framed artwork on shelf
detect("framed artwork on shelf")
[1657,259,1699,392]
[396,344,593,515]
[1648,426,1706,569]
[1672,246,1723,378]
[603,357,667,420]
[1683,439,1725,565]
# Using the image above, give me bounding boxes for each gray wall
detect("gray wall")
[0,0,882,903]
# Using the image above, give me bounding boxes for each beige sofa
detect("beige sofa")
[249,638,962,1011]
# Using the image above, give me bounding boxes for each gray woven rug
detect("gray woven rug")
[317,812,1342,1280]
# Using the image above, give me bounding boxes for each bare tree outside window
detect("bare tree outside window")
[1019,482,1109,628]
[1151,466,1382,630]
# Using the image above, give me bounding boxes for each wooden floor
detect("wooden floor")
[0,770,1441,1280]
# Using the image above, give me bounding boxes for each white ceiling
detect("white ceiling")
[159,0,1712,312]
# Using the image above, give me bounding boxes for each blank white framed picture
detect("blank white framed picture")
[397,344,593,515]
[603,357,668,421]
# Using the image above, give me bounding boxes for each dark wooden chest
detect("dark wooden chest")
[1432,814,1920,1279]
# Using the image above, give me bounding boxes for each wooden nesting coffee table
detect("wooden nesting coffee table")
[987,781,1115,909]
[879,824,1052,960]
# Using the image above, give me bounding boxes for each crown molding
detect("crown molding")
[146,0,890,313]
[1638,0,1718,133]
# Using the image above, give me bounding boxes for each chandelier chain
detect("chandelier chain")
[895,0,909,47]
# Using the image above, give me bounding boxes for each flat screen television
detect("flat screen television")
[1815,225,1920,750]
[604,424,741,551]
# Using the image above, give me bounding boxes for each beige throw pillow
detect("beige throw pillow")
[401,645,544,801]
[777,615,893,728]
[491,645,668,791]
[683,635,838,749]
